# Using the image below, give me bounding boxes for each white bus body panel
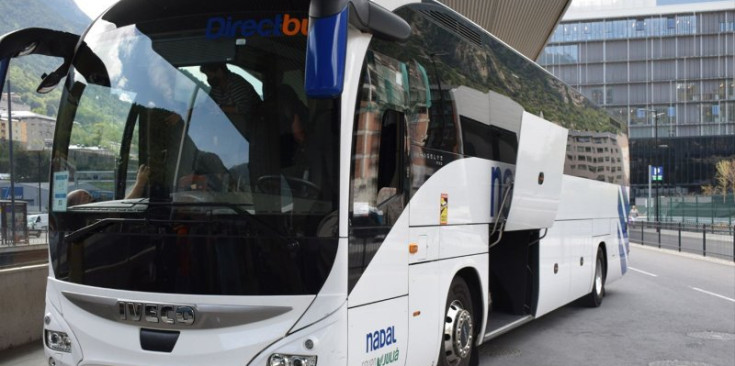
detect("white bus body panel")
[347,212,410,308]
[406,261,442,366]
[250,304,349,366]
[292,238,349,332]
[409,158,514,228]
[556,175,629,285]
[347,296,408,366]
[45,280,316,366]
[505,112,568,232]
[536,175,628,317]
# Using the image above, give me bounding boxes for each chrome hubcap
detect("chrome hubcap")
[443,300,473,365]
[594,259,603,296]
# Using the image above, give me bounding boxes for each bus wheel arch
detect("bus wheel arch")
[439,269,482,366]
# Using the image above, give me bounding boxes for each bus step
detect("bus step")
[483,313,533,341]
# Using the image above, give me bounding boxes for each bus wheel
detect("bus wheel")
[583,247,605,307]
[439,277,475,366]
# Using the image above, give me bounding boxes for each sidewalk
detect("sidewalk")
[0,342,44,366]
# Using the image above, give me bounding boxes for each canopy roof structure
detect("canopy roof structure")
[437,0,572,60]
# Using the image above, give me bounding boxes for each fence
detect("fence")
[634,193,735,226]
[629,220,735,261]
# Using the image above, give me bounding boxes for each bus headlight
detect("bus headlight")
[268,353,317,366]
[45,330,72,353]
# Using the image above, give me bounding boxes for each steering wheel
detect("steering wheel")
[256,175,321,199]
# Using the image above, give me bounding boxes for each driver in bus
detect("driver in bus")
[200,63,262,123]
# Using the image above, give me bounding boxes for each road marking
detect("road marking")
[690,287,735,303]
[629,267,658,277]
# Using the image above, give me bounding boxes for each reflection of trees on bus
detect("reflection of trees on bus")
[364,7,629,186]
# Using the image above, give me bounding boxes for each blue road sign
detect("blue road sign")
[650,166,663,181]
[0,186,23,199]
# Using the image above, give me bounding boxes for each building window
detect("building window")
[591,89,604,105]
[635,19,645,32]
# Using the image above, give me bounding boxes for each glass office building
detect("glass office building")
[539,0,735,196]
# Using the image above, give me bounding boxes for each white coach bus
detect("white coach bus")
[0,0,629,365]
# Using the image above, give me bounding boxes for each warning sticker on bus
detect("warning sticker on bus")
[440,193,448,225]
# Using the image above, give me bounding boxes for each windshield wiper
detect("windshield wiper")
[142,201,296,244]
[64,218,141,243]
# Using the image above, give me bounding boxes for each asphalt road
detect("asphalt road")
[478,244,735,366]
[1,244,733,366]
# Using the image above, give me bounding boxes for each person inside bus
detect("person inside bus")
[276,84,309,175]
[67,189,94,206]
[125,164,150,199]
[200,63,262,126]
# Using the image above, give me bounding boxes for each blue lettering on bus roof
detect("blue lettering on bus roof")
[205,14,308,40]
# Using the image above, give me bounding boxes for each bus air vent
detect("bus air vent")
[420,10,482,46]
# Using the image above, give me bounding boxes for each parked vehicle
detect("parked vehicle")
[27,214,48,237]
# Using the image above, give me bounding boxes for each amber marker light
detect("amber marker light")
[409,243,419,254]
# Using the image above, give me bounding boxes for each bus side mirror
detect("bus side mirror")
[0,28,81,95]
[305,0,411,99]
[304,7,349,99]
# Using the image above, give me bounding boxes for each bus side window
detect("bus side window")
[350,51,409,228]
[378,110,401,196]
[376,110,407,225]
[407,60,431,147]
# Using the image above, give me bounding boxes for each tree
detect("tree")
[701,184,715,196]
[728,159,735,203]
[714,159,735,203]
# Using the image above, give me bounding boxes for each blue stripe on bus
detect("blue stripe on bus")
[616,188,629,274]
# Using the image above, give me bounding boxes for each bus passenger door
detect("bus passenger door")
[347,107,410,366]
[406,229,442,366]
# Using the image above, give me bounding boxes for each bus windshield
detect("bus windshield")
[48,9,340,295]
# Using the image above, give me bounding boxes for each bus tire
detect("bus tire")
[439,276,475,366]
[583,247,605,307]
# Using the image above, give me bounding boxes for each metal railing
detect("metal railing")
[629,220,735,261]
[634,194,735,227]
[0,230,48,269]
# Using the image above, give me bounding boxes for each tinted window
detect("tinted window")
[460,116,518,164]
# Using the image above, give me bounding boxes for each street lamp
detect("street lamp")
[639,108,666,224]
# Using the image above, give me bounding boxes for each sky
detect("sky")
[72,0,120,19]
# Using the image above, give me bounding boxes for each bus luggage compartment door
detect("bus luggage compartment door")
[505,112,568,231]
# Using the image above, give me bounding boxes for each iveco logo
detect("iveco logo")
[117,302,195,326]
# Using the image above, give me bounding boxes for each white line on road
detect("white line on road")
[629,267,658,277]
[690,287,735,303]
